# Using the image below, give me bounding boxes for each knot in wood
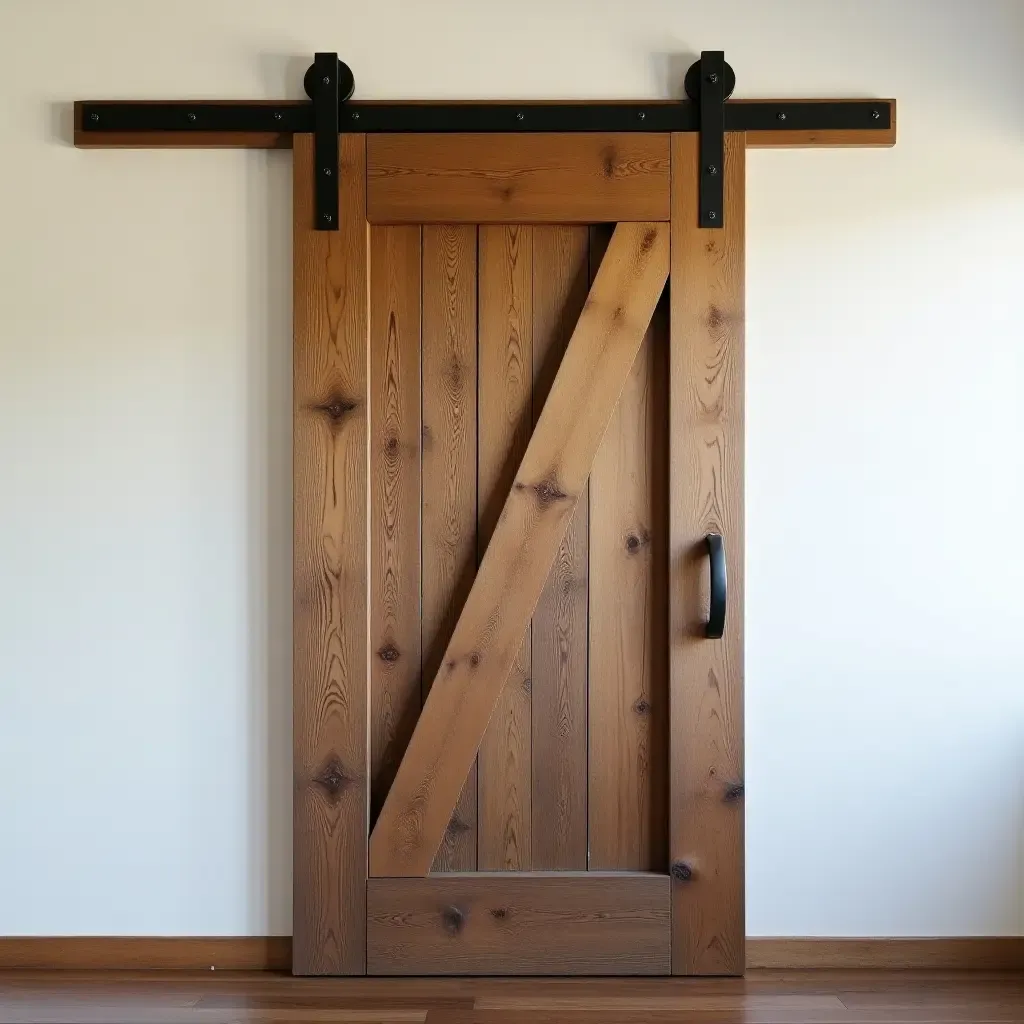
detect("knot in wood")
[632,696,651,716]
[671,860,694,882]
[531,477,569,509]
[723,780,745,802]
[625,528,649,554]
[377,642,401,663]
[319,395,356,422]
[490,906,510,920]
[441,905,465,935]
[313,757,352,800]
[444,357,465,391]
[446,814,472,837]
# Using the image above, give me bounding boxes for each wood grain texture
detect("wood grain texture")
[530,227,590,870]
[0,938,292,971]
[473,995,847,1014]
[421,225,479,872]
[588,227,669,872]
[477,226,534,871]
[367,134,670,223]
[6,975,1024,1024]
[369,225,422,832]
[669,132,746,976]
[746,938,1024,971]
[292,133,369,975]
[369,222,670,877]
[3,936,1020,973]
[366,874,670,975]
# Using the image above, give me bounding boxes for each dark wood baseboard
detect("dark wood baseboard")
[747,937,1024,970]
[1,936,1021,972]
[0,937,291,971]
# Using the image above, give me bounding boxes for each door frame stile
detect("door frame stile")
[668,131,746,975]
[292,133,371,976]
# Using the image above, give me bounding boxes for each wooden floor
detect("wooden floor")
[0,970,1022,1023]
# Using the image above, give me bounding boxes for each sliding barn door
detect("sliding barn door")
[293,131,744,977]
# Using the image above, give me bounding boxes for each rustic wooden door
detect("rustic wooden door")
[293,129,745,976]
[72,51,891,980]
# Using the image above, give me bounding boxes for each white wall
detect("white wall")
[0,0,1021,938]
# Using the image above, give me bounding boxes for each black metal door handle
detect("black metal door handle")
[705,533,726,639]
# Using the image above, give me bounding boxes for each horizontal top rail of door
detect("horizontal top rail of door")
[76,99,894,139]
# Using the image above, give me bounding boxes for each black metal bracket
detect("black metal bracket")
[685,51,735,229]
[311,53,338,231]
[303,53,354,231]
[81,98,889,135]
[79,53,892,174]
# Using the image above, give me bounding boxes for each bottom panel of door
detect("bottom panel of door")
[367,873,670,975]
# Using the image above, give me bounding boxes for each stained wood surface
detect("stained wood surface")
[477,226,534,871]
[369,222,670,877]
[3,972,1024,1024]
[746,938,1024,971]
[669,132,746,976]
[369,225,423,829]
[588,226,669,872]
[421,225,480,872]
[366,873,670,975]
[3,938,1022,973]
[0,938,292,971]
[530,226,590,870]
[367,134,670,223]
[292,133,368,975]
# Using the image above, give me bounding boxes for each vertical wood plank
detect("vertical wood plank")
[670,132,746,975]
[588,227,669,872]
[369,225,422,835]
[422,225,479,871]
[531,226,590,870]
[477,224,533,871]
[292,133,368,975]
